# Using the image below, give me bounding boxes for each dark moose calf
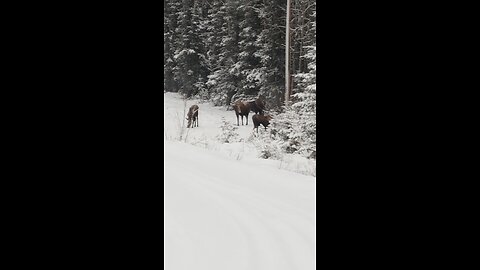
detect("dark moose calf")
[252,114,273,133]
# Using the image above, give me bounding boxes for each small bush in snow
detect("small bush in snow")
[270,105,316,160]
[258,143,283,159]
[252,131,283,159]
[217,117,241,143]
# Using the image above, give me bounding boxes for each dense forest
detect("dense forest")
[164,0,316,159]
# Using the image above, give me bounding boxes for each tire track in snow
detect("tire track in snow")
[191,174,313,270]
[166,172,294,270]
[169,174,264,270]
[165,142,315,270]
[197,171,315,257]
[165,169,253,270]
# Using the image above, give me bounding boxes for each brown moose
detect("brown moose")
[248,98,266,115]
[186,105,199,128]
[232,100,250,126]
[252,114,273,133]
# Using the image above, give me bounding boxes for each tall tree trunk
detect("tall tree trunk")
[285,0,291,105]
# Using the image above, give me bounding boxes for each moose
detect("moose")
[232,100,250,126]
[248,98,266,115]
[232,97,266,126]
[252,114,273,133]
[186,105,199,128]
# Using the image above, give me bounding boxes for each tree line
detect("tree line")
[164,0,315,109]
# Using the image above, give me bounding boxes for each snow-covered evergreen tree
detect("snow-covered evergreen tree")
[256,1,286,108]
[236,0,263,97]
[172,0,207,98]
[164,0,181,92]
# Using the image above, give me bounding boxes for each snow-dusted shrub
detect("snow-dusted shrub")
[270,105,316,159]
[216,117,241,143]
[270,109,302,153]
[251,130,283,159]
[258,143,283,159]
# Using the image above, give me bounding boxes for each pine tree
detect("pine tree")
[205,0,242,105]
[164,0,180,92]
[173,0,205,97]
[235,0,263,97]
[256,0,286,108]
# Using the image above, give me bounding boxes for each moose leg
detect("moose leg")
[246,114,249,125]
[236,115,239,126]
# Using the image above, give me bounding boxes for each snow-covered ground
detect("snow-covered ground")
[164,92,316,270]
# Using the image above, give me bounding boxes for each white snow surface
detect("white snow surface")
[164,92,316,270]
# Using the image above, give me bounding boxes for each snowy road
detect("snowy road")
[164,93,316,270]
